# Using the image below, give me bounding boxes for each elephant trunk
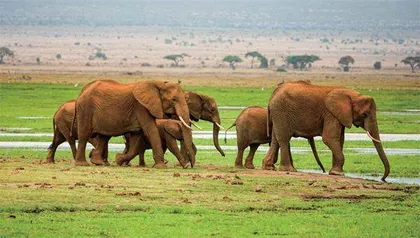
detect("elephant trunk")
[213,121,225,157]
[182,127,195,167]
[365,118,390,182]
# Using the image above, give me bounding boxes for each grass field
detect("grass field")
[0,72,419,237]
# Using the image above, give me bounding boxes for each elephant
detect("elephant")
[225,106,325,172]
[45,100,105,163]
[74,79,194,168]
[116,90,225,165]
[185,91,225,156]
[115,119,197,168]
[262,81,390,181]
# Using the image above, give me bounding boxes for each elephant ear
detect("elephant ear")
[164,120,183,140]
[325,89,353,128]
[132,82,164,119]
[186,91,203,121]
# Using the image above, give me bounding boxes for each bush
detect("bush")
[56,54,62,60]
[373,61,381,70]
[141,63,152,67]
[36,57,40,65]
[164,39,172,44]
[276,67,287,72]
[156,64,164,68]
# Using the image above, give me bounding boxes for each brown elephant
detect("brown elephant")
[262,81,390,181]
[45,100,105,163]
[225,106,325,172]
[186,91,225,156]
[74,80,193,168]
[115,119,197,167]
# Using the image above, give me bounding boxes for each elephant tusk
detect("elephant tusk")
[179,116,193,130]
[367,131,381,143]
[190,121,202,130]
[215,122,225,130]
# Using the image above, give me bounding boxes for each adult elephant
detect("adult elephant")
[225,106,325,172]
[74,80,193,168]
[262,81,390,181]
[186,91,225,156]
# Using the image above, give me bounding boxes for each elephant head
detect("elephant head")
[186,91,225,156]
[133,81,194,163]
[325,89,390,181]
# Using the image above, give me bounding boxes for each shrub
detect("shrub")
[36,57,40,65]
[373,61,381,70]
[141,63,152,67]
[56,54,62,60]
[156,64,164,68]
[276,67,287,72]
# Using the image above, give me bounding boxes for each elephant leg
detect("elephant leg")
[262,133,279,170]
[234,145,246,169]
[116,134,141,166]
[166,135,188,168]
[135,111,166,168]
[138,148,147,167]
[277,139,297,172]
[45,131,66,163]
[75,139,89,166]
[322,124,345,176]
[244,144,259,169]
[90,135,110,166]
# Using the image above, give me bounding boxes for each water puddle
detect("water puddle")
[300,169,420,185]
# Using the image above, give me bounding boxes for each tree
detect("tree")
[245,51,268,68]
[269,59,276,67]
[223,55,243,70]
[245,51,260,68]
[163,53,189,67]
[338,55,355,72]
[285,55,321,70]
[401,56,420,72]
[373,61,381,70]
[0,47,14,64]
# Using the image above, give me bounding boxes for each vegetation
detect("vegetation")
[286,55,321,70]
[163,54,189,67]
[36,57,41,65]
[56,54,62,60]
[338,56,355,72]
[245,51,268,69]
[401,56,420,72]
[0,46,14,64]
[276,67,287,72]
[223,55,243,70]
[269,59,276,67]
[89,49,107,60]
[374,61,382,70]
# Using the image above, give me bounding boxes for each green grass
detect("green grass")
[0,152,419,237]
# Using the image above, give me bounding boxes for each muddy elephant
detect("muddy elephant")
[186,91,225,156]
[115,119,197,167]
[225,106,325,172]
[74,80,194,168]
[262,81,390,181]
[45,100,105,163]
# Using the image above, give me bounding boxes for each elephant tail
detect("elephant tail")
[224,123,236,144]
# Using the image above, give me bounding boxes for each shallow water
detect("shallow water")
[300,169,420,185]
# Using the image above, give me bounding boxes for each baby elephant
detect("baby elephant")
[115,119,196,168]
[225,106,325,172]
[45,100,104,164]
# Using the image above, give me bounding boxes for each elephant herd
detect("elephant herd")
[46,80,390,181]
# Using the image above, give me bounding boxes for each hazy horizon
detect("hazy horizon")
[0,0,418,32]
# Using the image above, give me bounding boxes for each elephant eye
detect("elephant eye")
[172,97,177,102]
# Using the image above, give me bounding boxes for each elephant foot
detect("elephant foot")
[278,165,297,172]
[74,160,90,166]
[115,154,128,166]
[102,159,110,166]
[153,162,167,169]
[235,163,244,169]
[138,162,146,167]
[91,156,106,166]
[45,158,55,164]
[329,168,345,176]
[245,163,255,169]
[262,163,276,170]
